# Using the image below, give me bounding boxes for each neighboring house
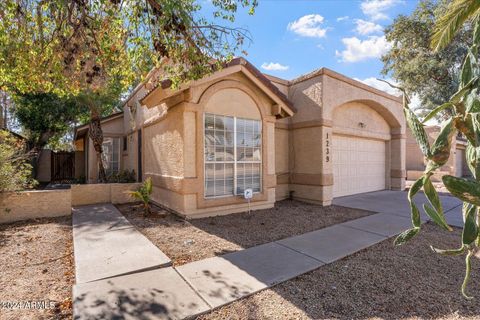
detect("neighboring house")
[406,126,471,181]
[74,58,406,218]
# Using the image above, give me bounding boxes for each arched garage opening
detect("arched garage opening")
[332,100,401,198]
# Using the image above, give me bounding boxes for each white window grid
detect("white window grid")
[204,113,262,198]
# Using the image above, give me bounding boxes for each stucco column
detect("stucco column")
[183,110,197,178]
[266,119,276,203]
[320,124,333,205]
[288,120,333,206]
[390,131,406,191]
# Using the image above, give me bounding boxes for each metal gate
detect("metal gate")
[51,151,75,183]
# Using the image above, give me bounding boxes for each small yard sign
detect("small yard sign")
[244,188,253,215]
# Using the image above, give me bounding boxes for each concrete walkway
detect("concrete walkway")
[73,191,463,320]
[72,204,171,284]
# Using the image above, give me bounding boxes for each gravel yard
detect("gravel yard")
[116,199,374,266]
[197,223,480,320]
[0,216,74,320]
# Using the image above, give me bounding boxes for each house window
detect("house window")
[204,113,262,198]
[101,137,120,177]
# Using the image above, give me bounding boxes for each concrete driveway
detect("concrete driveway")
[332,190,463,226]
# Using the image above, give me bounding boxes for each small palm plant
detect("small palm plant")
[126,177,153,216]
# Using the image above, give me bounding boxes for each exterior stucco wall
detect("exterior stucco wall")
[75,63,408,216]
[333,102,390,140]
[122,131,139,177]
[456,139,472,177]
[143,105,185,179]
[143,103,186,212]
[140,74,279,218]
[36,149,52,183]
[406,126,455,178]
[287,69,405,205]
[406,128,426,171]
[75,151,85,180]
[275,118,290,200]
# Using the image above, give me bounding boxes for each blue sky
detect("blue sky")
[202,0,419,94]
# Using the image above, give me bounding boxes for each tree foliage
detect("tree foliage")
[0,0,257,95]
[382,0,472,116]
[396,14,480,298]
[431,0,480,51]
[13,92,87,150]
[0,130,36,192]
[0,0,257,182]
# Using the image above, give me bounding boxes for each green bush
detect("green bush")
[107,170,136,183]
[0,131,37,192]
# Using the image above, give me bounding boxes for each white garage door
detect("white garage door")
[456,148,464,177]
[333,135,386,198]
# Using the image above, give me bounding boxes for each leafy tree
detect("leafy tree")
[14,92,86,151]
[0,130,36,192]
[0,0,256,182]
[13,92,87,177]
[395,4,480,298]
[382,0,472,117]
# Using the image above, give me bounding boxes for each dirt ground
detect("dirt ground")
[116,200,374,266]
[0,216,74,320]
[197,223,480,320]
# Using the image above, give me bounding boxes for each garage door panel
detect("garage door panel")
[456,149,463,177]
[333,135,386,198]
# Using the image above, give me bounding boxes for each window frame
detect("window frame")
[203,113,262,199]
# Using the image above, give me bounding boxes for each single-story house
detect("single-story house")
[406,125,471,181]
[74,58,406,218]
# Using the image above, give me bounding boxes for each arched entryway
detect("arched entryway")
[331,100,400,198]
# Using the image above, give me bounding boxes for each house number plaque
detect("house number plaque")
[325,132,330,162]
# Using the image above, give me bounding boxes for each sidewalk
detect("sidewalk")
[72,194,463,320]
[72,204,171,284]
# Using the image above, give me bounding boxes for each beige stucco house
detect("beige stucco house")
[74,58,406,218]
[406,125,471,181]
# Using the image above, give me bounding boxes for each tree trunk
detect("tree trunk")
[89,111,107,183]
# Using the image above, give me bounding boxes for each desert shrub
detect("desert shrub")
[0,131,37,192]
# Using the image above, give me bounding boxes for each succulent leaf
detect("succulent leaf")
[394,228,420,246]
[443,175,480,206]
[462,204,478,245]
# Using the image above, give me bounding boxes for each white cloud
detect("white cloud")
[354,77,400,96]
[337,16,349,22]
[261,62,289,71]
[355,19,383,35]
[336,35,391,62]
[361,0,403,21]
[287,14,328,38]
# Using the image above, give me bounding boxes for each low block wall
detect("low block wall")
[407,170,449,182]
[0,189,71,224]
[71,183,141,206]
[0,183,141,224]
